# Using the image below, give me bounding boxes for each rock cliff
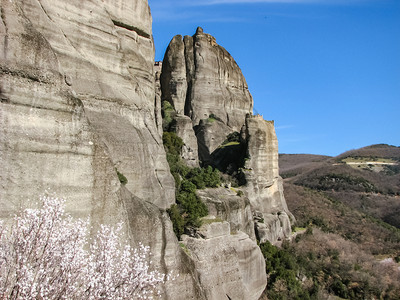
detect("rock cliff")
[0,0,174,212]
[0,1,200,298]
[161,27,253,164]
[160,28,293,245]
[0,1,273,299]
[241,115,293,242]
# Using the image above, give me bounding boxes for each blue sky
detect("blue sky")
[148,0,400,156]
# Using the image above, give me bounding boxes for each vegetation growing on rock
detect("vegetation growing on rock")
[163,131,221,238]
[115,169,128,185]
[161,101,176,131]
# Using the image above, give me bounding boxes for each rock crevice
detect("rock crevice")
[1,1,293,298]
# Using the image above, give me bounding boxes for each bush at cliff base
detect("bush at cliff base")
[0,195,169,299]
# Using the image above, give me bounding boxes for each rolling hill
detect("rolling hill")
[265,144,400,299]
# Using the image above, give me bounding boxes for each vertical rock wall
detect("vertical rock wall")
[1,1,293,298]
[1,0,174,213]
[160,27,293,245]
[241,115,294,242]
[0,1,201,299]
[161,27,253,163]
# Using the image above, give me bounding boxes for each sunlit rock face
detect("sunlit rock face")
[161,27,293,245]
[171,114,200,167]
[181,223,267,300]
[1,1,293,298]
[241,115,294,243]
[0,1,198,298]
[161,27,253,163]
[0,0,174,214]
[197,187,256,240]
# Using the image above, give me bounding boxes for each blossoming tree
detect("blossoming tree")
[0,195,167,299]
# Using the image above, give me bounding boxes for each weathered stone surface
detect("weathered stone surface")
[197,187,256,240]
[197,219,231,239]
[154,61,163,136]
[241,115,293,243]
[182,225,267,300]
[1,0,294,296]
[185,27,253,130]
[161,35,187,114]
[161,27,253,161]
[255,212,291,243]
[0,1,194,299]
[1,0,174,211]
[171,114,199,167]
[160,27,294,246]
[118,187,206,300]
[195,118,233,164]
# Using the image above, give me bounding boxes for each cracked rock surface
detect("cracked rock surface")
[0,1,200,299]
[1,2,292,299]
[161,27,253,163]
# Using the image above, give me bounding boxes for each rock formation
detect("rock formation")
[0,2,200,298]
[241,115,293,242]
[0,0,174,212]
[161,28,293,244]
[0,1,274,300]
[161,27,253,163]
[182,226,266,300]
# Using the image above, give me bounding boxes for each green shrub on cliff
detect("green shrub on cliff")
[163,131,184,156]
[163,131,221,238]
[167,204,185,237]
[161,101,175,130]
[186,166,221,189]
[115,168,128,185]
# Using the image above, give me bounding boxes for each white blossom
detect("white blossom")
[0,195,167,299]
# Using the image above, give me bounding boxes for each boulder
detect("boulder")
[197,187,256,240]
[182,223,267,300]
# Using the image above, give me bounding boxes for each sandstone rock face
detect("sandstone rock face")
[197,187,256,241]
[171,114,199,167]
[161,27,253,161]
[1,0,174,211]
[118,188,206,299]
[1,0,293,297]
[0,1,196,299]
[195,118,233,164]
[182,223,267,300]
[184,27,253,130]
[154,61,163,136]
[241,115,293,242]
[160,25,294,250]
[161,35,187,115]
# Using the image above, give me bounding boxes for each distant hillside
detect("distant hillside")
[337,144,400,161]
[279,154,331,175]
[281,144,400,229]
[272,144,400,299]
